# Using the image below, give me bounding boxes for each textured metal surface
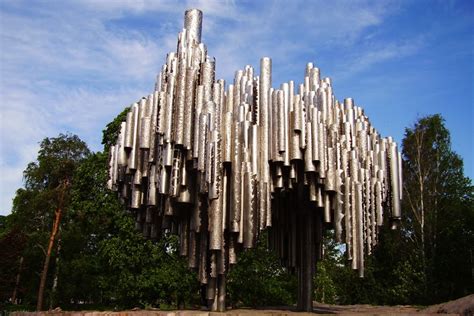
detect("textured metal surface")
[108,9,402,312]
[184,9,202,43]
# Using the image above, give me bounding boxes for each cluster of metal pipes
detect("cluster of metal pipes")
[108,9,402,311]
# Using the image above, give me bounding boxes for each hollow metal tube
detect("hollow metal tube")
[140,116,151,149]
[325,147,336,192]
[183,67,196,149]
[351,180,357,269]
[356,183,364,277]
[128,103,140,170]
[334,170,343,242]
[198,113,208,171]
[124,110,134,149]
[277,90,285,153]
[317,122,326,178]
[259,57,271,177]
[192,86,204,159]
[163,78,175,143]
[173,53,187,145]
[209,199,223,250]
[118,122,127,166]
[201,59,215,102]
[184,9,202,43]
[389,142,401,219]
[304,122,315,172]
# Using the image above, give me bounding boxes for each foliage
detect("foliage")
[313,231,339,304]
[401,114,473,303]
[227,231,297,307]
[314,260,337,304]
[55,109,199,310]
[54,151,123,307]
[23,133,90,191]
[98,228,199,309]
[0,215,7,236]
[33,147,200,310]
[102,107,130,153]
[371,224,424,305]
[1,112,199,310]
[2,134,91,308]
[0,228,27,306]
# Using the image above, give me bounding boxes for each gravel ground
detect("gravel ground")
[10,294,473,316]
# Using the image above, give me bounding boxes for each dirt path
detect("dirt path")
[10,294,473,316]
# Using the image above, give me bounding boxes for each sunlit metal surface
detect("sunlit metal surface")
[108,9,402,311]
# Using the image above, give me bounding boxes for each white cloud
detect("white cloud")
[198,0,402,83]
[0,0,417,215]
[0,85,51,214]
[334,36,425,79]
[0,2,167,214]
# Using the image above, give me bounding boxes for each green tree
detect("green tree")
[3,108,203,310]
[6,134,90,310]
[24,134,90,191]
[368,224,424,305]
[227,231,297,308]
[313,231,340,304]
[98,225,199,309]
[52,107,199,310]
[102,107,130,153]
[401,114,473,303]
[53,151,123,307]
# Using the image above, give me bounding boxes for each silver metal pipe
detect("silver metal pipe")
[184,9,202,43]
[140,116,151,149]
[124,110,134,149]
[389,142,401,219]
[128,103,140,170]
[304,122,315,172]
[183,67,196,149]
[260,57,271,178]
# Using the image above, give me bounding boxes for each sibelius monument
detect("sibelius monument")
[108,9,402,312]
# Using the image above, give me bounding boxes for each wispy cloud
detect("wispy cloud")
[0,1,171,213]
[0,0,435,214]
[335,36,426,79]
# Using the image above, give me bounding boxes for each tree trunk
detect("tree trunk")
[12,256,24,304]
[49,231,62,309]
[37,181,67,311]
[36,207,62,311]
[414,129,427,296]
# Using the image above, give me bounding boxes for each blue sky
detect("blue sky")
[0,0,472,215]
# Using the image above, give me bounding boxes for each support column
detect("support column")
[209,274,226,311]
[217,274,226,312]
[296,183,315,312]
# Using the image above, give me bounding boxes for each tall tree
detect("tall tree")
[52,108,199,309]
[12,134,90,310]
[402,114,473,302]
